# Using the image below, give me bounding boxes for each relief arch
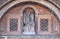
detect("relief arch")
[22,7,36,35]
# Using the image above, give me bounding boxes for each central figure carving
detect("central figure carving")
[23,7,35,35]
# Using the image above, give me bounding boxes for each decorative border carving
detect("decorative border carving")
[21,5,38,15]
[20,5,38,35]
[0,0,13,10]
[49,0,60,9]
[38,15,52,35]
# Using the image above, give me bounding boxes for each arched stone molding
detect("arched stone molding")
[20,5,38,34]
[0,0,60,21]
[20,5,38,16]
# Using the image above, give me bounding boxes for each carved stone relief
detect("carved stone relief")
[23,7,35,35]
[40,19,48,31]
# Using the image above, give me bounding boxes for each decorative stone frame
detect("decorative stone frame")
[21,5,38,15]
[7,14,21,35]
[0,1,60,35]
[0,1,60,20]
[38,15,52,35]
[20,5,38,35]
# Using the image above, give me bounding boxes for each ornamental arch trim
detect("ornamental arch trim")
[0,1,60,21]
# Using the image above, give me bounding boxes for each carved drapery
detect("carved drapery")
[23,7,35,35]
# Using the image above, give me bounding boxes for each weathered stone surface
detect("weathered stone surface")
[0,0,60,39]
[0,0,60,7]
[49,0,60,8]
[0,0,9,5]
[6,36,59,39]
[0,0,12,8]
